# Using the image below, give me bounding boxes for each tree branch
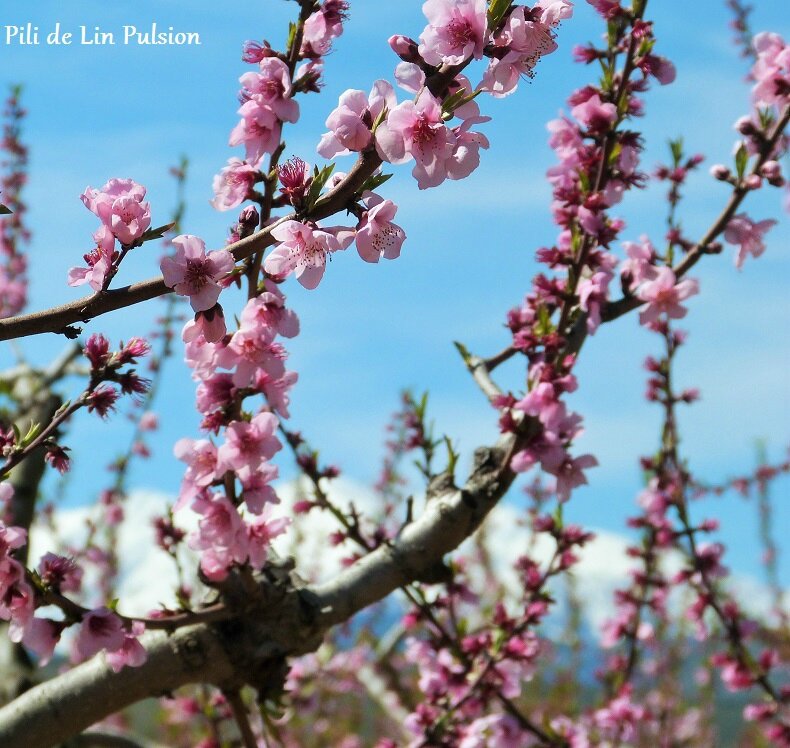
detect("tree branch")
[0,419,527,747]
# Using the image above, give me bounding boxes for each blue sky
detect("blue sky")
[1,1,788,585]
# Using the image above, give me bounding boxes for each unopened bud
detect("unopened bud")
[388,34,421,64]
[710,164,730,180]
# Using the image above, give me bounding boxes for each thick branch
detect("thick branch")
[0,422,526,747]
[0,625,236,748]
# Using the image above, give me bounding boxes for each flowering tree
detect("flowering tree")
[0,0,787,746]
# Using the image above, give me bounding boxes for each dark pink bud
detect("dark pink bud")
[84,333,110,370]
[388,34,421,63]
[710,164,730,180]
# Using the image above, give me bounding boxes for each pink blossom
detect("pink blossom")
[394,62,425,94]
[0,521,26,558]
[751,32,790,108]
[246,507,291,569]
[723,213,777,269]
[138,411,158,431]
[81,179,151,246]
[216,412,281,479]
[185,305,227,345]
[620,236,657,288]
[196,373,236,415]
[67,226,116,291]
[220,328,287,388]
[22,618,61,666]
[515,382,565,432]
[239,57,299,123]
[37,552,82,593]
[254,369,298,419]
[211,158,258,211]
[636,267,699,327]
[189,493,247,581]
[174,438,218,509]
[317,81,396,159]
[240,464,280,514]
[482,9,557,97]
[534,0,574,27]
[300,2,348,57]
[278,157,311,206]
[239,282,300,339]
[161,235,235,312]
[418,0,488,67]
[263,220,350,289]
[105,621,147,673]
[572,93,618,132]
[0,565,34,642]
[577,267,613,333]
[229,99,282,166]
[355,193,406,263]
[376,91,457,189]
[542,451,598,502]
[641,54,677,85]
[74,608,126,661]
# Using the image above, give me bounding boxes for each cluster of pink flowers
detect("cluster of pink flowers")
[0,498,145,671]
[174,275,299,581]
[316,2,569,192]
[68,179,152,291]
[711,33,788,267]
[494,11,711,506]
[213,2,349,213]
[401,516,595,745]
[0,88,30,318]
[267,162,406,288]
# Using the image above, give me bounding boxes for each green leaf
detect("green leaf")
[140,222,176,243]
[453,340,472,365]
[306,163,336,210]
[358,172,393,194]
[552,502,564,530]
[535,305,555,336]
[734,143,749,180]
[286,22,297,52]
[20,421,42,448]
[441,88,481,119]
[669,137,684,166]
[0,204,12,215]
[444,435,459,476]
[487,0,511,31]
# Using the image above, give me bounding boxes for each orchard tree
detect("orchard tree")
[0,0,787,746]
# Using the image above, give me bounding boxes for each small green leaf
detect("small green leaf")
[552,502,564,530]
[140,222,176,243]
[286,23,297,51]
[734,143,749,180]
[453,340,472,365]
[444,435,459,476]
[535,305,555,337]
[0,204,12,215]
[359,172,393,194]
[487,0,511,31]
[669,137,684,165]
[306,163,336,210]
[20,421,42,448]
[441,88,481,119]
